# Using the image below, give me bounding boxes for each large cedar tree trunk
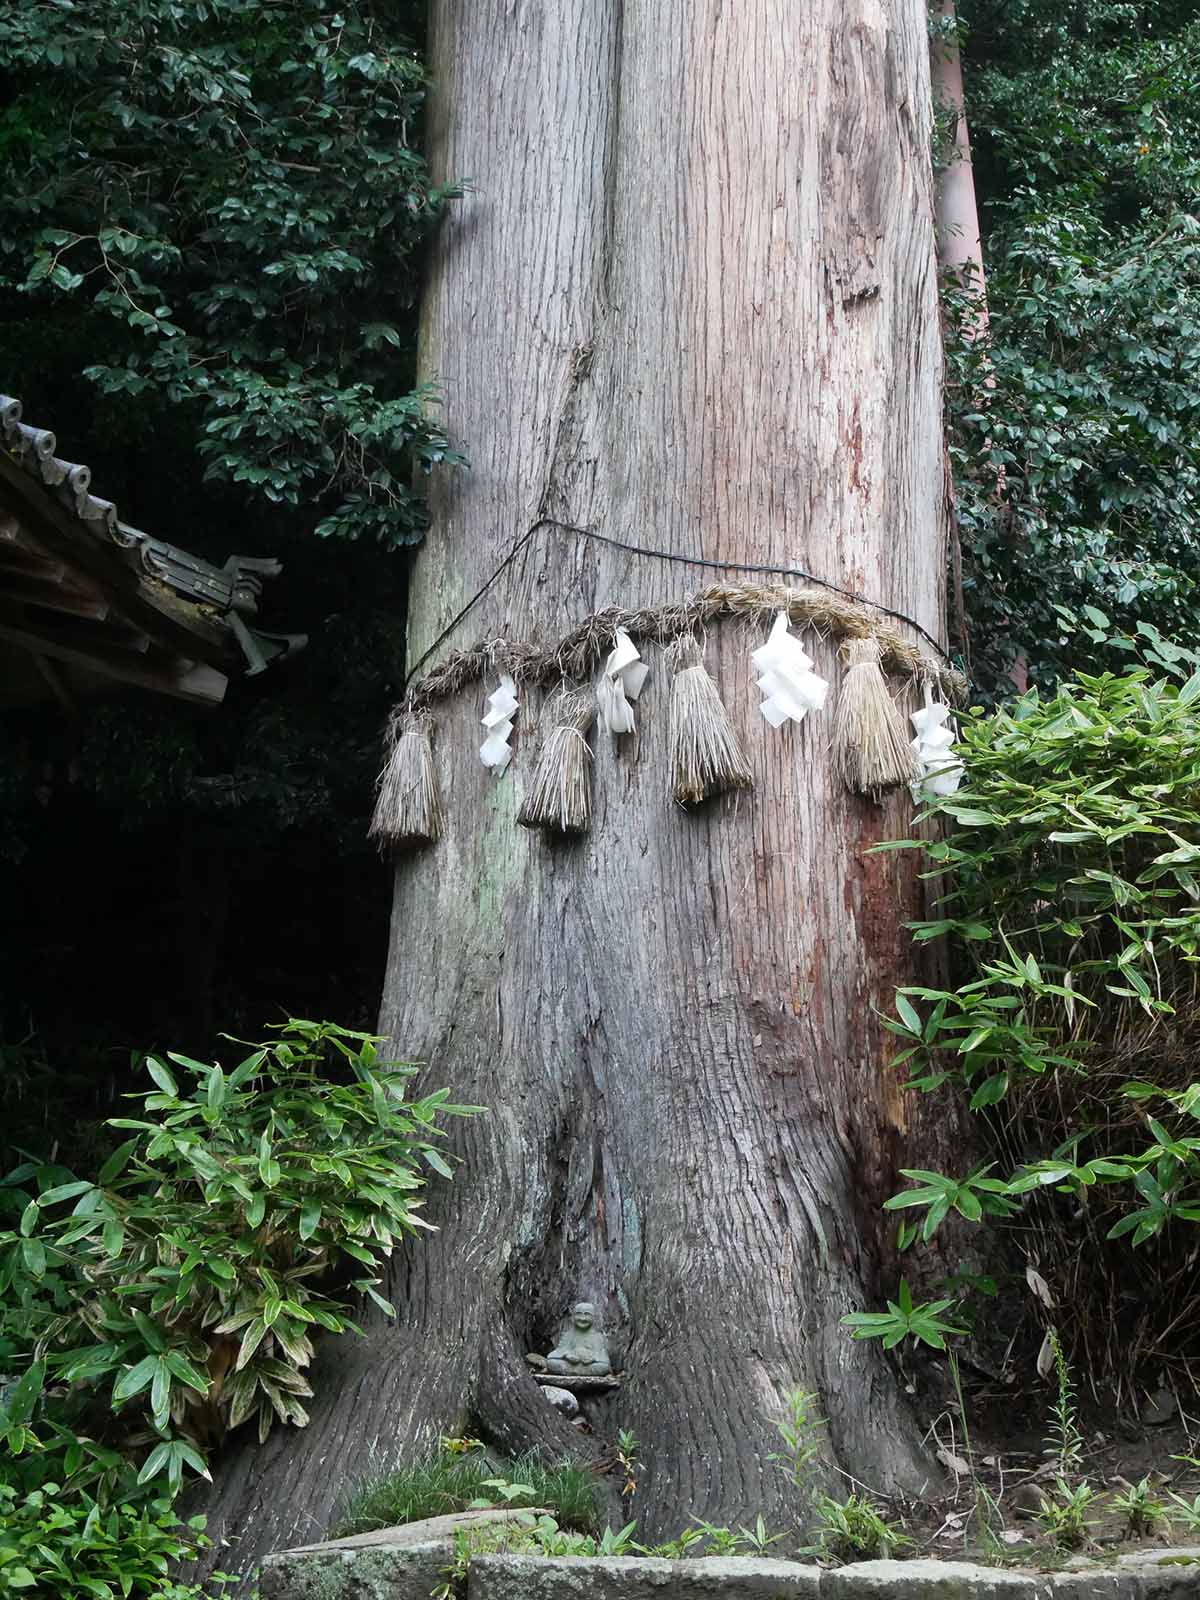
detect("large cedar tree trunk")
[198,0,956,1581]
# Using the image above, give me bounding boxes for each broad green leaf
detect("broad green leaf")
[969,1072,1009,1109]
[959,1028,994,1057]
[145,1058,178,1097]
[236,1318,269,1371]
[422,1148,454,1179]
[112,1355,158,1403]
[98,1139,140,1185]
[150,1358,171,1426]
[164,1351,210,1395]
[894,993,922,1036]
[133,1309,166,1352]
[137,1441,172,1484]
[37,1179,94,1205]
[2,1361,46,1426]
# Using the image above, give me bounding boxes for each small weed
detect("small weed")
[733,1513,786,1555]
[815,1492,913,1561]
[688,1520,741,1556]
[1043,1328,1084,1477]
[679,1517,785,1557]
[639,1525,708,1559]
[842,1277,967,1351]
[1035,1478,1096,1550]
[1111,1475,1169,1539]
[616,1428,640,1498]
[432,1511,639,1597]
[431,1505,789,1592]
[768,1386,825,1498]
[1166,1490,1200,1536]
[467,1477,538,1508]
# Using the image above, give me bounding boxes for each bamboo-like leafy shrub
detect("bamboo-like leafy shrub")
[1,1020,477,1476]
[879,669,1200,1374]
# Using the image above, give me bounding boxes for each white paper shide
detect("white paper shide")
[597,628,650,735]
[752,611,829,727]
[480,673,519,774]
[910,683,964,802]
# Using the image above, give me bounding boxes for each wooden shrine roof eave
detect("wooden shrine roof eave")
[0,449,236,673]
[0,388,307,706]
[0,602,230,706]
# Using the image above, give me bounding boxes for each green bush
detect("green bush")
[864,667,1200,1375]
[881,668,1200,1214]
[2,1020,477,1465]
[0,1474,214,1600]
[0,1018,477,1597]
[0,1381,220,1600]
[812,1493,913,1562]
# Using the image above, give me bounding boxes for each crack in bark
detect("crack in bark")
[534,341,595,534]
[597,0,626,318]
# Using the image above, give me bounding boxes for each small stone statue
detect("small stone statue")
[545,1302,611,1376]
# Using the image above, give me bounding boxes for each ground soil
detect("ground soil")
[892,1362,1200,1569]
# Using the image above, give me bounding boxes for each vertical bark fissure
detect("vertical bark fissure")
[597,0,626,318]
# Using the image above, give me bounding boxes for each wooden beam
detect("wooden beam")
[0,547,67,582]
[0,512,67,581]
[31,652,77,713]
[3,573,111,622]
[0,605,227,704]
[3,605,152,655]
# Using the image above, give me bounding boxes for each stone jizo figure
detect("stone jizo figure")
[545,1302,611,1376]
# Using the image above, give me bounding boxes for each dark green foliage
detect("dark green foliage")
[0,1461,217,1600]
[875,666,1200,1378]
[333,1447,602,1539]
[0,1019,476,1597]
[2,1021,475,1463]
[882,669,1200,1221]
[951,3,1200,694]
[0,0,461,550]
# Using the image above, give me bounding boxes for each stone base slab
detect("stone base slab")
[260,1520,1200,1600]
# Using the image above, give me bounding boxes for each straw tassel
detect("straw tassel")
[369,710,442,848]
[516,688,596,835]
[668,635,753,806]
[832,636,921,799]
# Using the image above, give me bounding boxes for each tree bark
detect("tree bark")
[195,0,956,1583]
[931,0,989,320]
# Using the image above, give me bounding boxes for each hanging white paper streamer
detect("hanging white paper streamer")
[480,673,519,774]
[751,611,829,728]
[597,628,650,735]
[909,683,964,802]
